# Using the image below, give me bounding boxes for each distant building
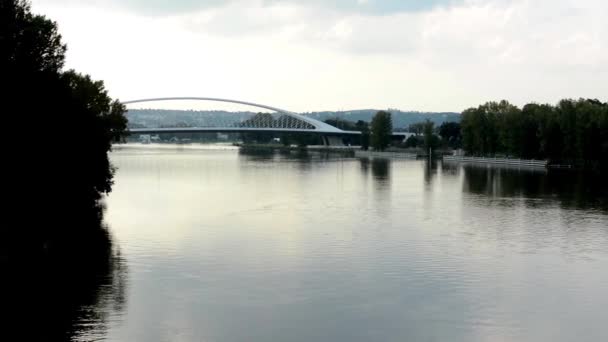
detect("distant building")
[391,132,416,143]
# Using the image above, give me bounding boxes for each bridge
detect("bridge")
[125,97,359,139]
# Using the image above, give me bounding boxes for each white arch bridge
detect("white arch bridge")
[125,97,360,141]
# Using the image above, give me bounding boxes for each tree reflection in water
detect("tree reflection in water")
[371,158,391,182]
[460,164,607,211]
[3,208,127,342]
[424,158,439,187]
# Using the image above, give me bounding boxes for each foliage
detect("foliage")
[285,133,322,147]
[2,0,127,253]
[323,118,370,149]
[370,111,393,151]
[461,99,608,168]
[408,122,425,134]
[422,119,440,151]
[324,117,359,131]
[241,132,274,144]
[309,109,460,129]
[438,122,462,148]
[356,120,370,150]
[0,0,66,74]
[404,135,421,148]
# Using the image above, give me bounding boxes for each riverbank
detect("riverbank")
[237,143,357,156]
[443,155,548,168]
[354,150,418,159]
[237,144,441,160]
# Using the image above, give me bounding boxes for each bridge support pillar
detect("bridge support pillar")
[322,135,344,147]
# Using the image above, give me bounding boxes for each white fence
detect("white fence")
[443,156,548,168]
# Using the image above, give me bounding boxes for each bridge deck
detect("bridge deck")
[129,127,362,135]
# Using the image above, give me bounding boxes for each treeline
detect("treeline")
[325,114,455,151]
[2,0,127,257]
[461,99,608,168]
[309,109,460,128]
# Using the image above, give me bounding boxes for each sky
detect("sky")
[30,0,607,112]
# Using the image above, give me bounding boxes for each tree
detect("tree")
[1,0,66,74]
[461,107,478,154]
[460,98,608,169]
[519,104,543,159]
[404,135,420,148]
[461,100,518,156]
[370,111,393,151]
[355,120,370,150]
[2,0,127,254]
[423,119,439,152]
[324,117,358,131]
[408,122,425,134]
[438,122,462,149]
[537,104,563,161]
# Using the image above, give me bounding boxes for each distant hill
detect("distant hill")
[304,110,460,129]
[126,109,460,129]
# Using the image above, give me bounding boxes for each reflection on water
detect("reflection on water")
[371,158,390,181]
[359,157,370,175]
[4,223,127,342]
[424,158,439,187]
[460,164,608,211]
[238,147,277,162]
[47,147,608,342]
[358,158,391,182]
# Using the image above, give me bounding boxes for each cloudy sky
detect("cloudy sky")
[31,0,607,112]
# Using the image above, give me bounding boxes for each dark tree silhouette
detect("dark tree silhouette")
[356,120,370,150]
[460,99,607,169]
[422,119,439,151]
[438,122,462,148]
[370,111,393,151]
[2,0,127,257]
[2,2,130,340]
[0,0,66,73]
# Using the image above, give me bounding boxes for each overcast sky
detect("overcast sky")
[31,0,607,112]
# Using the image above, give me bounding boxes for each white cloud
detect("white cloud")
[30,0,608,112]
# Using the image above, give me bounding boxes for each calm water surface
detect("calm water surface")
[84,145,608,341]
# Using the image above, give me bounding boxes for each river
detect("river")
[74,145,608,341]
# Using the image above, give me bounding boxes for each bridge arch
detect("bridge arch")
[123,97,344,133]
